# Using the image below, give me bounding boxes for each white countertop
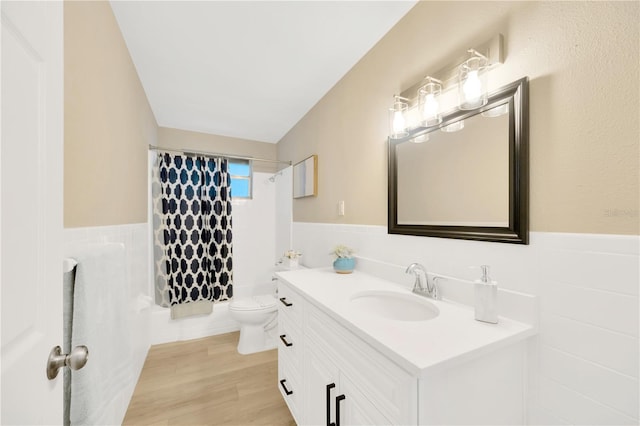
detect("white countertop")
[276,267,537,378]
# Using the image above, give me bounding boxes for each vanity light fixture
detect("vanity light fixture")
[411,134,429,143]
[458,49,489,110]
[386,34,504,141]
[440,120,465,133]
[389,95,410,138]
[481,103,509,118]
[418,77,442,126]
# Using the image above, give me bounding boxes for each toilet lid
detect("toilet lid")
[230,295,277,311]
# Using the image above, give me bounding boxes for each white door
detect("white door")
[1,1,64,424]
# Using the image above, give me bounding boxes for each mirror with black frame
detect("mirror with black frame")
[388,77,529,244]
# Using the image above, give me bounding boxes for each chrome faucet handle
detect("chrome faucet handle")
[430,276,443,300]
[430,283,439,300]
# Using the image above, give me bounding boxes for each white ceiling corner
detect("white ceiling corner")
[110,1,416,143]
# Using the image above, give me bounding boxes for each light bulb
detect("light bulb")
[441,120,465,133]
[458,53,488,110]
[392,110,406,134]
[462,70,481,103]
[423,94,439,120]
[411,134,429,143]
[418,78,442,126]
[389,95,409,138]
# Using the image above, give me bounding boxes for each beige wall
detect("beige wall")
[277,1,639,235]
[64,1,157,228]
[157,127,279,174]
[64,0,279,229]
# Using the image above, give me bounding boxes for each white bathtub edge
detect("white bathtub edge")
[150,301,240,345]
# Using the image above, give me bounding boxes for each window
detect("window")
[228,159,252,199]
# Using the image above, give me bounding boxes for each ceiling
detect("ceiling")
[110,1,416,143]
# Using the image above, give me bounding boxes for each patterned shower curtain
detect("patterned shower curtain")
[151,152,233,318]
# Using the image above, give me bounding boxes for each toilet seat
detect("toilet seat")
[229,295,277,311]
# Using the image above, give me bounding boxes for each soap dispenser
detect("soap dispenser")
[474,265,498,324]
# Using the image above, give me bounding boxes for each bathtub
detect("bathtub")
[149,301,239,345]
[150,281,277,345]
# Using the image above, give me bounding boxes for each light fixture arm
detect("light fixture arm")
[423,76,442,85]
[398,34,503,100]
[466,48,488,61]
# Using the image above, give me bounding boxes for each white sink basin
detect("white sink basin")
[350,291,440,322]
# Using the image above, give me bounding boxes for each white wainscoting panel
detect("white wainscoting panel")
[292,222,639,425]
[64,222,150,425]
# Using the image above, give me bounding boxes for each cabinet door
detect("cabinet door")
[278,349,302,423]
[304,342,391,426]
[339,374,391,426]
[306,300,418,424]
[304,343,340,426]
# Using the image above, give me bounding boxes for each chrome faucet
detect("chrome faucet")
[405,263,439,300]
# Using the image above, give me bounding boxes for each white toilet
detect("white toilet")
[229,294,278,355]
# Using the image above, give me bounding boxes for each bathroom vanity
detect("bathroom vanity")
[275,268,536,425]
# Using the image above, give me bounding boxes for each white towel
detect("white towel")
[69,243,132,426]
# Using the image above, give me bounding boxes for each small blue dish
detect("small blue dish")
[333,257,355,274]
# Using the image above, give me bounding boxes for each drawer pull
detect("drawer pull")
[335,394,346,426]
[279,379,293,395]
[279,297,293,307]
[279,334,293,347]
[326,383,335,426]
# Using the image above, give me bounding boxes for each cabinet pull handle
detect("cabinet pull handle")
[279,379,293,396]
[326,383,335,426]
[279,297,293,307]
[279,334,293,347]
[335,394,346,426]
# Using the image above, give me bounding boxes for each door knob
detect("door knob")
[46,345,89,380]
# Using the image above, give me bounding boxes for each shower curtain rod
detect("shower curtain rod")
[148,145,292,166]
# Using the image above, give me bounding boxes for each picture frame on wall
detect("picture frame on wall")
[293,154,318,199]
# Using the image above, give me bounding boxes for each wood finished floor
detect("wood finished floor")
[123,332,296,425]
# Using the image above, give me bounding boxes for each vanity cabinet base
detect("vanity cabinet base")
[419,342,527,425]
[276,276,531,426]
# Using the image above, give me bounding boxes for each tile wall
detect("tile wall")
[63,222,150,425]
[232,171,279,298]
[292,222,639,425]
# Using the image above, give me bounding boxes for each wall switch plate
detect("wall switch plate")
[338,200,345,216]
